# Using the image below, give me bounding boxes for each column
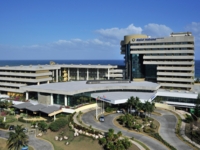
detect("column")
[37,82,40,85]
[77,68,79,80]
[56,69,58,82]
[68,68,70,81]
[97,68,99,80]
[108,68,110,80]
[59,69,61,77]
[52,70,54,82]
[87,68,89,80]
[64,95,67,106]
[50,94,53,105]
[47,80,49,84]
[26,92,29,100]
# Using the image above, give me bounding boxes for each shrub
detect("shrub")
[0,123,9,129]
[18,117,32,123]
[105,107,113,113]
[150,123,157,129]
[49,118,68,132]
[133,124,141,130]
[144,127,155,133]
[56,113,66,118]
[185,114,193,123]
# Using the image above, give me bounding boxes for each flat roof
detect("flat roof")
[157,89,197,99]
[20,81,160,95]
[91,91,156,104]
[0,64,117,71]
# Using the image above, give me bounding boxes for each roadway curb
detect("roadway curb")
[78,109,150,150]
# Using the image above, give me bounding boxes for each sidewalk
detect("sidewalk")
[175,110,200,149]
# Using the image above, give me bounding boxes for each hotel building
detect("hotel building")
[120,32,194,90]
[0,64,123,97]
[0,32,198,109]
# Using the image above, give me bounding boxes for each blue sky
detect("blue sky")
[0,0,200,60]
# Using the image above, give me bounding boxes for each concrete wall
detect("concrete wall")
[75,103,96,112]
[36,76,50,79]
[36,70,49,73]
[155,103,175,111]
[38,93,51,105]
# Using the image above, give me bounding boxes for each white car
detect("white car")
[99,116,105,122]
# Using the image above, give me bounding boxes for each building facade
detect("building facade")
[121,32,194,90]
[0,64,124,97]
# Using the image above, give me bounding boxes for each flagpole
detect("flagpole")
[96,97,98,120]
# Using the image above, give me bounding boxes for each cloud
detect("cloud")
[185,22,200,44]
[96,24,142,41]
[142,23,173,37]
[0,23,175,60]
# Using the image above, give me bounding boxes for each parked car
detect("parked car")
[99,116,105,122]
[116,109,125,113]
[116,109,123,113]
[9,125,15,131]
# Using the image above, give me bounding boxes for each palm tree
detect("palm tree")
[126,96,135,113]
[135,96,140,108]
[7,125,29,150]
[144,101,155,117]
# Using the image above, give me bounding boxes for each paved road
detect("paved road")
[0,130,53,150]
[152,109,193,150]
[82,110,168,150]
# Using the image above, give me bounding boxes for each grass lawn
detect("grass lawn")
[0,138,34,150]
[41,125,140,150]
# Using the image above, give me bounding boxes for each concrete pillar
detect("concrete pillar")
[59,69,61,77]
[56,69,58,82]
[77,68,79,80]
[97,69,99,80]
[50,94,53,105]
[26,92,29,100]
[87,68,89,80]
[108,68,110,80]
[64,95,67,106]
[47,80,49,84]
[37,82,40,85]
[68,68,70,81]
[52,70,54,82]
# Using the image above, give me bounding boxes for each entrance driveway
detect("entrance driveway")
[82,110,168,150]
[152,109,193,150]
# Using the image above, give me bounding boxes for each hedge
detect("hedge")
[49,118,68,132]
[0,123,9,129]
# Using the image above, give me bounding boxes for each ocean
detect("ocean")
[0,60,200,78]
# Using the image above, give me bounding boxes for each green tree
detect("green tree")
[121,138,131,149]
[38,121,48,132]
[194,94,200,117]
[7,125,28,150]
[143,101,155,117]
[126,96,135,113]
[99,137,106,145]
